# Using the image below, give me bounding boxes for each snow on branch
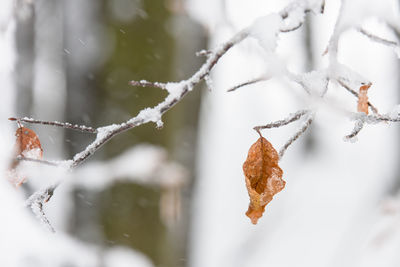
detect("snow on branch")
[253,110,313,159]
[253,110,310,133]
[25,184,58,233]
[279,113,314,159]
[9,117,97,133]
[12,0,400,230]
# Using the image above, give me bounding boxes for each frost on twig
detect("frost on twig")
[253,110,310,132]
[252,110,313,160]
[16,155,60,166]
[343,110,400,142]
[279,113,314,159]
[9,117,97,133]
[25,185,58,233]
[227,77,267,92]
[344,119,365,142]
[204,74,214,91]
[357,27,400,58]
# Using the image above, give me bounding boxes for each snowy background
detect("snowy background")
[1,0,400,267]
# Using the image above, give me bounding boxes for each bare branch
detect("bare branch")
[9,117,97,133]
[279,114,313,159]
[227,77,267,92]
[357,27,399,48]
[253,110,310,132]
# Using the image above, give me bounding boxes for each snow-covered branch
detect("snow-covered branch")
[10,0,400,232]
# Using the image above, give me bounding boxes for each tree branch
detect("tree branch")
[227,77,267,92]
[14,0,328,231]
[279,114,314,159]
[9,117,97,133]
[344,119,365,141]
[357,27,399,48]
[253,110,310,133]
[25,184,58,233]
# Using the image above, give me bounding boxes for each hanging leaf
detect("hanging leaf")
[243,135,285,224]
[357,83,371,114]
[8,126,43,186]
[15,126,43,158]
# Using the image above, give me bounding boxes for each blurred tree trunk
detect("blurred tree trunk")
[14,0,35,117]
[63,1,206,267]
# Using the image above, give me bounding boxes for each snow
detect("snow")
[70,145,187,190]
[249,13,282,52]
[299,70,328,96]
[204,75,214,91]
[165,81,186,97]
[136,108,163,127]
[329,61,370,89]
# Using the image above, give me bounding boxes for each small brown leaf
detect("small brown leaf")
[15,126,43,158]
[243,135,285,224]
[8,126,43,186]
[357,83,371,114]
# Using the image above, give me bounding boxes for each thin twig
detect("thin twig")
[9,117,97,133]
[253,110,309,132]
[344,119,365,141]
[336,79,379,114]
[227,77,267,92]
[364,113,400,123]
[357,27,399,48]
[279,114,313,158]
[16,156,61,166]
[25,185,58,233]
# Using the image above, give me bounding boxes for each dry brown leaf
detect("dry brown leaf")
[15,126,43,158]
[243,135,285,224]
[8,126,43,186]
[357,83,371,114]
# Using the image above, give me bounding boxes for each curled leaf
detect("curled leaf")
[357,83,371,114]
[243,136,285,224]
[15,126,43,158]
[8,126,43,186]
